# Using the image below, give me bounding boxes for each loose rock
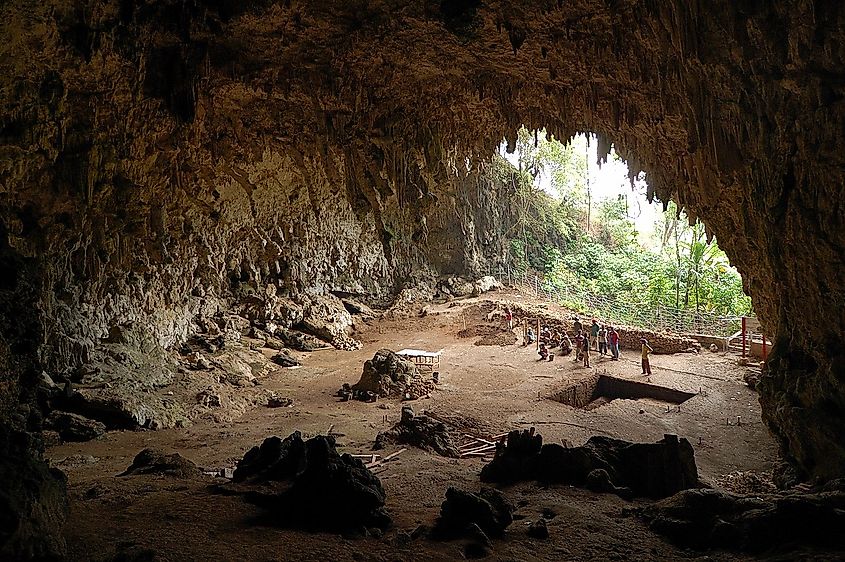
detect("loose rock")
[44,411,106,442]
[527,518,549,539]
[120,449,201,478]
[433,487,514,539]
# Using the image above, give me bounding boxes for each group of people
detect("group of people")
[571,317,620,366]
[513,306,655,374]
[534,325,573,362]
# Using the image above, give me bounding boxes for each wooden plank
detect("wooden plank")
[381,448,407,463]
[463,433,496,446]
[460,444,497,456]
[462,450,496,457]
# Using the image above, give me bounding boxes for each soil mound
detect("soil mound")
[475,330,517,346]
[457,324,501,338]
[228,432,390,532]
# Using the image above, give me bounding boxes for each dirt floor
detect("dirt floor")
[47,290,781,561]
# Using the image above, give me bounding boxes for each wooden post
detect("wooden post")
[762,333,767,362]
[741,317,747,358]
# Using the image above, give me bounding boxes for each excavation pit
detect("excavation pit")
[549,375,696,411]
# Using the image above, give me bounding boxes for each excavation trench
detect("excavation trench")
[549,375,696,411]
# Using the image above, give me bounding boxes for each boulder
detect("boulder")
[270,352,300,368]
[351,349,419,397]
[527,518,549,539]
[340,298,376,319]
[297,294,356,346]
[228,432,391,532]
[275,328,327,352]
[44,411,106,442]
[642,487,845,552]
[239,290,304,329]
[120,449,201,478]
[433,487,514,539]
[474,276,503,294]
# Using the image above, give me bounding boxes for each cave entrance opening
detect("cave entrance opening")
[494,128,752,339]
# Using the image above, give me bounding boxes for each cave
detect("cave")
[2,0,844,559]
[549,375,696,410]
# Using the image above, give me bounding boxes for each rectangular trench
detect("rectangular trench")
[549,375,696,410]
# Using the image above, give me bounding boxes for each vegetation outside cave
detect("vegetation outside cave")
[492,127,752,320]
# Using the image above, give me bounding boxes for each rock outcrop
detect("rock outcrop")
[481,429,699,499]
[641,485,845,553]
[228,432,391,532]
[352,349,421,398]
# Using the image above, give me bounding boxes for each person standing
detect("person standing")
[590,319,600,350]
[641,338,653,375]
[598,325,608,356]
[505,306,513,330]
[582,333,591,368]
[609,327,620,360]
[573,317,582,336]
[575,330,584,362]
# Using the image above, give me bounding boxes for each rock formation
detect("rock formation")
[2,0,845,555]
[352,349,422,397]
[227,432,391,532]
[481,429,699,499]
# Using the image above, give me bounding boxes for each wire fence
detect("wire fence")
[483,264,749,338]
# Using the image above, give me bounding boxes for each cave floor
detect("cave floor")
[47,291,779,561]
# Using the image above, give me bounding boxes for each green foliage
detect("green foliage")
[497,128,753,320]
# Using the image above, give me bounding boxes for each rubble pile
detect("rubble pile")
[227,432,391,532]
[715,470,777,494]
[481,429,699,499]
[374,406,460,457]
[641,484,845,552]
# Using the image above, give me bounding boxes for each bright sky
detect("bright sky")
[501,132,661,248]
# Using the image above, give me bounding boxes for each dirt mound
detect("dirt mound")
[457,324,501,338]
[480,429,699,499]
[475,330,517,346]
[227,432,391,532]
